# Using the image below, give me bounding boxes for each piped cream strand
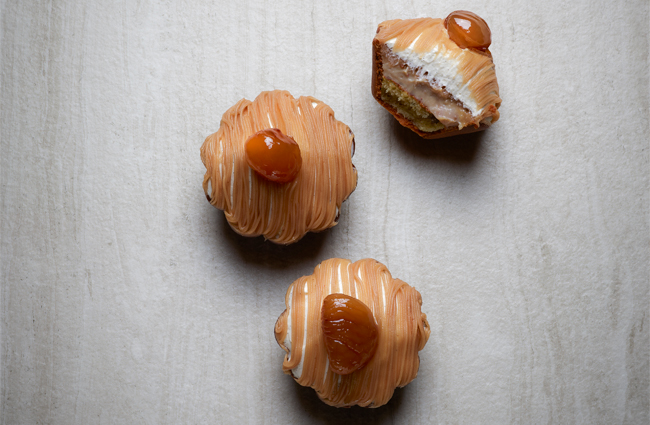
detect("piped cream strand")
[274,258,430,408]
[201,91,357,244]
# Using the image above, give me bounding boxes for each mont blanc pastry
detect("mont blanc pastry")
[372,12,501,139]
[200,90,357,244]
[274,258,430,407]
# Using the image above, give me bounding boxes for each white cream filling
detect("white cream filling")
[284,286,294,357]
[292,282,310,379]
[337,263,343,293]
[323,360,329,384]
[381,277,387,313]
[385,37,482,116]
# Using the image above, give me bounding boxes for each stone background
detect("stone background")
[1,0,648,423]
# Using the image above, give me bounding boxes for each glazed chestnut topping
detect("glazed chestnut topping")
[245,128,302,183]
[444,10,491,52]
[321,294,379,375]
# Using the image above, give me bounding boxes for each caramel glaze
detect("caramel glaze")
[200,91,357,244]
[274,258,430,408]
[375,18,501,125]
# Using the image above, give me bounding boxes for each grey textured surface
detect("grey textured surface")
[1,0,648,424]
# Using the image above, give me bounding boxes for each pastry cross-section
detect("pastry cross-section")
[372,16,501,139]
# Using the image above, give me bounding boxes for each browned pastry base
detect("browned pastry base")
[372,38,490,139]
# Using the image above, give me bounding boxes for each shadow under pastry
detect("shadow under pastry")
[391,118,484,163]
[293,382,406,424]
[218,212,328,269]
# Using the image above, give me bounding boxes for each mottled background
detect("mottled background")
[1,0,648,423]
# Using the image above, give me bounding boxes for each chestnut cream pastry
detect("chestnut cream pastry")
[200,90,357,244]
[275,258,430,407]
[372,12,501,139]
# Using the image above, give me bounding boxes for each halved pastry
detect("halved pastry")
[274,258,430,407]
[200,91,357,244]
[372,12,501,139]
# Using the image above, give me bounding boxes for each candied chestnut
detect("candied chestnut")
[245,128,302,183]
[444,10,491,52]
[321,294,379,375]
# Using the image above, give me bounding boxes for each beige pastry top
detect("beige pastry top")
[201,90,357,244]
[275,258,430,407]
[376,17,501,125]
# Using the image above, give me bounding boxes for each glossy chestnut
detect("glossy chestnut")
[245,128,302,183]
[444,10,492,52]
[321,294,379,375]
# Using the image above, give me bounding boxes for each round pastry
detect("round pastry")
[200,90,357,244]
[372,12,501,139]
[274,258,430,407]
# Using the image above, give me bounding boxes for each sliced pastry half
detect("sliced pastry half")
[372,12,501,139]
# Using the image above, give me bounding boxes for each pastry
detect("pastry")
[274,258,430,407]
[200,91,357,244]
[372,12,501,139]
